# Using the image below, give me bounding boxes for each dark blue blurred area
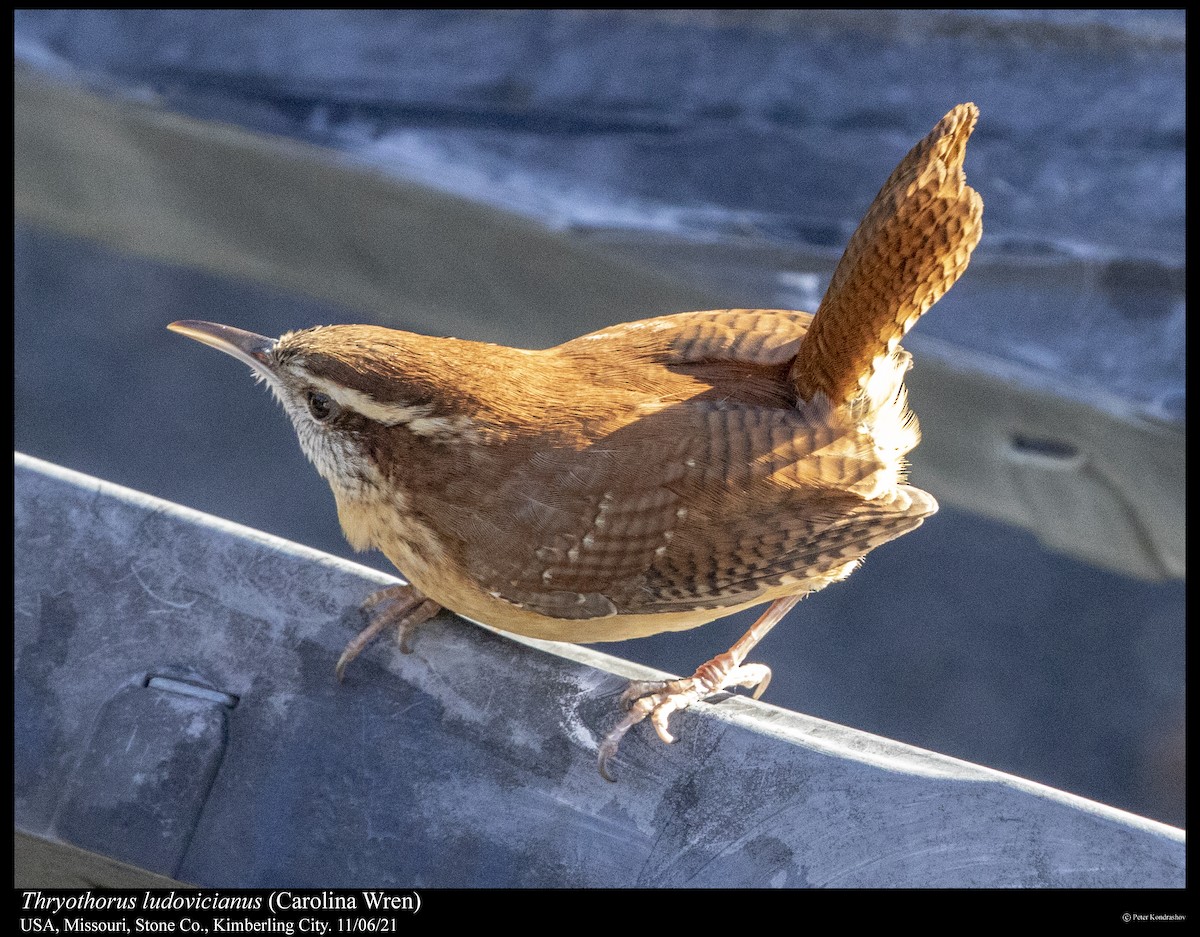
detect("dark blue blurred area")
[14,9,1184,830]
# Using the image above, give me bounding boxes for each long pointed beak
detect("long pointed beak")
[168,320,278,381]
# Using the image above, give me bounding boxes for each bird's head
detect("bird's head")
[168,320,483,502]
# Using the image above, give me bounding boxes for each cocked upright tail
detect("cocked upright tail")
[790,103,984,408]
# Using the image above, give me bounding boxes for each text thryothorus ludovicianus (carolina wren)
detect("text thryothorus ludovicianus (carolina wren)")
[170,103,983,781]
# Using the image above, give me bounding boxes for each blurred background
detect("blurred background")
[14,10,1184,826]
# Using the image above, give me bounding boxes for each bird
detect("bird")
[169,103,983,781]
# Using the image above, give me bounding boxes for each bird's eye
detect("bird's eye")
[307,391,338,422]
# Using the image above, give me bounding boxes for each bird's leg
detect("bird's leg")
[335,584,441,682]
[598,595,802,781]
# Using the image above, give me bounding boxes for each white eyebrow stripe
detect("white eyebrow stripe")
[299,371,434,427]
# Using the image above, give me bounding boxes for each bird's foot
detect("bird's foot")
[335,585,441,682]
[597,651,772,781]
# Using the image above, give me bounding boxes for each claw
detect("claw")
[335,585,440,682]
[597,721,630,783]
[595,656,773,781]
[336,613,390,682]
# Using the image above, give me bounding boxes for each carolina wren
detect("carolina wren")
[169,104,983,781]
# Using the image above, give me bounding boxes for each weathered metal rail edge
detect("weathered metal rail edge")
[14,453,1185,887]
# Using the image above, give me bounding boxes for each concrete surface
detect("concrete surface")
[13,453,1186,887]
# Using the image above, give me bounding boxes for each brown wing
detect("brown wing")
[634,482,935,612]
[456,393,935,620]
[789,103,984,405]
[561,307,813,369]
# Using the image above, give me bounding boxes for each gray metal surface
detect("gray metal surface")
[13,454,1186,887]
